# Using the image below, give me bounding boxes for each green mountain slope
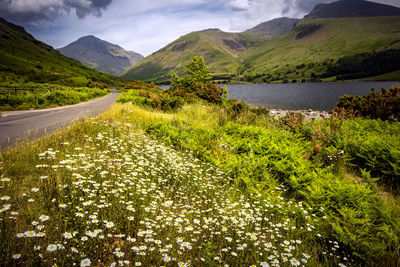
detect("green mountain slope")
[242,16,400,82]
[0,17,123,87]
[123,29,250,82]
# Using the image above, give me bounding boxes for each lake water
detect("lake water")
[225,81,399,111]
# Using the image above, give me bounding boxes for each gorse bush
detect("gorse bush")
[117,89,184,112]
[334,85,400,121]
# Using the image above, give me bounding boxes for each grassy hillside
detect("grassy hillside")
[125,16,400,83]
[123,29,249,82]
[0,18,124,87]
[242,16,400,82]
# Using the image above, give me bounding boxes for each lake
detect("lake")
[225,81,399,111]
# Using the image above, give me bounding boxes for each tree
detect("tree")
[170,72,180,88]
[185,56,212,83]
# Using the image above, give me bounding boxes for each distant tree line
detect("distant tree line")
[322,49,400,80]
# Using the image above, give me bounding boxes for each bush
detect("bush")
[161,95,184,111]
[117,90,155,109]
[334,85,400,121]
[117,87,185,112]
[45,90,82,105]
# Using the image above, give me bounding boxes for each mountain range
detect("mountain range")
[58,35,143,76]
[123,0,400,83]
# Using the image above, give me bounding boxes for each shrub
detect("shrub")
[226,99,249,117]
[161,95,184,111]
[45,90,81,105]
[335,85,400,121]
[117,90,154,109]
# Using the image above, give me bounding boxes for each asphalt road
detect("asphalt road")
[0,93,121,149]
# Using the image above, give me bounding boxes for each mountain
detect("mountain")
[123,29,248,81]
[244,17,300,38]
[241,16,400,82]
[305,0,400,18]
[124,0,400,83]
[0,17,122,86]
[122,20,297,82]
[58,35,143,76]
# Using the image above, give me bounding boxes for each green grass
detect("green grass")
[1,99,399,266]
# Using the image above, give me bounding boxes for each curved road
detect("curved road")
[0,93,121,149]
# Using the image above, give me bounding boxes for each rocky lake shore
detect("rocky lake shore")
[268,108,331,120]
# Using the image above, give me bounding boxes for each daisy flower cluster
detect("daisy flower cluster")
[0,120,351,266]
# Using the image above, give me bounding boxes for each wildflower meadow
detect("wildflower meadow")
[0,113,353,266]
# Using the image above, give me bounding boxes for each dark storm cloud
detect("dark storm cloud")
[65,0,112,18]
[0,0,113,26]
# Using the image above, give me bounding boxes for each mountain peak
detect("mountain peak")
[78,35,99,41]
[305,0,400,18]
[58,36,143,76]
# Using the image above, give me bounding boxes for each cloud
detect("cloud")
[0,0,113,25]
[226,0,251,11]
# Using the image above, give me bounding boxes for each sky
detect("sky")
[1,0,400,56]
